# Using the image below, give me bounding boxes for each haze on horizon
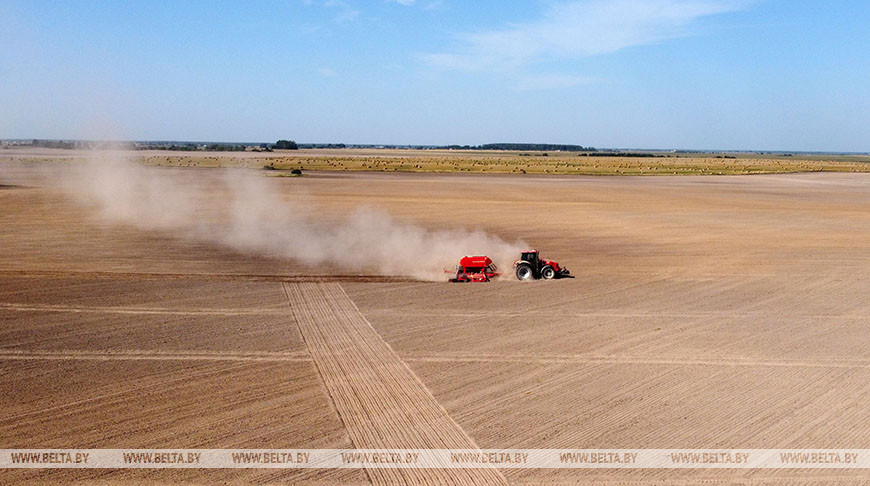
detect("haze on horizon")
[1,0,868,152]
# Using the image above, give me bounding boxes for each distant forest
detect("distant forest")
[443,143,596,152]
[21,139,601,153]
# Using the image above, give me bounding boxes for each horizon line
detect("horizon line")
[2,139,868,156]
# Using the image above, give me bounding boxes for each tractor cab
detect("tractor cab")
[520,250,539,266]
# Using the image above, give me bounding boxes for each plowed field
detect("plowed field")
[2,163,869,484]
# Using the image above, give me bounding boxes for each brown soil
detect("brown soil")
[1,164,869,483]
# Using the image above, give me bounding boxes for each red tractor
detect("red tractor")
[449,256,500,282]
[514,250,570,281]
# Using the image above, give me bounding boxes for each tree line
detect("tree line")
[443,143,596,152]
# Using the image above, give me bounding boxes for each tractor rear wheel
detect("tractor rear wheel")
[541,265,556,280]
[515,263,533,281]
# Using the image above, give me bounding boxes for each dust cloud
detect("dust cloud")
[56,151,524,280]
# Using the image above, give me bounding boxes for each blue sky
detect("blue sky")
[1,0,868,151]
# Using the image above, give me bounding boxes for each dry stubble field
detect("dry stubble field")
[1,155,870,484]
[4,146,870,175]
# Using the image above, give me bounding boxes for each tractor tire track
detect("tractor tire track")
[0,302,286,316]
[0,269,415,283]
[0,349,311,362]
[363,309,870,320]
[400,352,870,369]
[284,282,507,485]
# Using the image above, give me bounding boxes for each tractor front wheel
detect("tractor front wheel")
[516,264,533,281]
[541,265,556,280]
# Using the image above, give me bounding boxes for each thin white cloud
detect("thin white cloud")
[324,0,359,22]
[387,0,444,11]
[318,67,337,77]
[424,0,746,70]
[513,74,595,91]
